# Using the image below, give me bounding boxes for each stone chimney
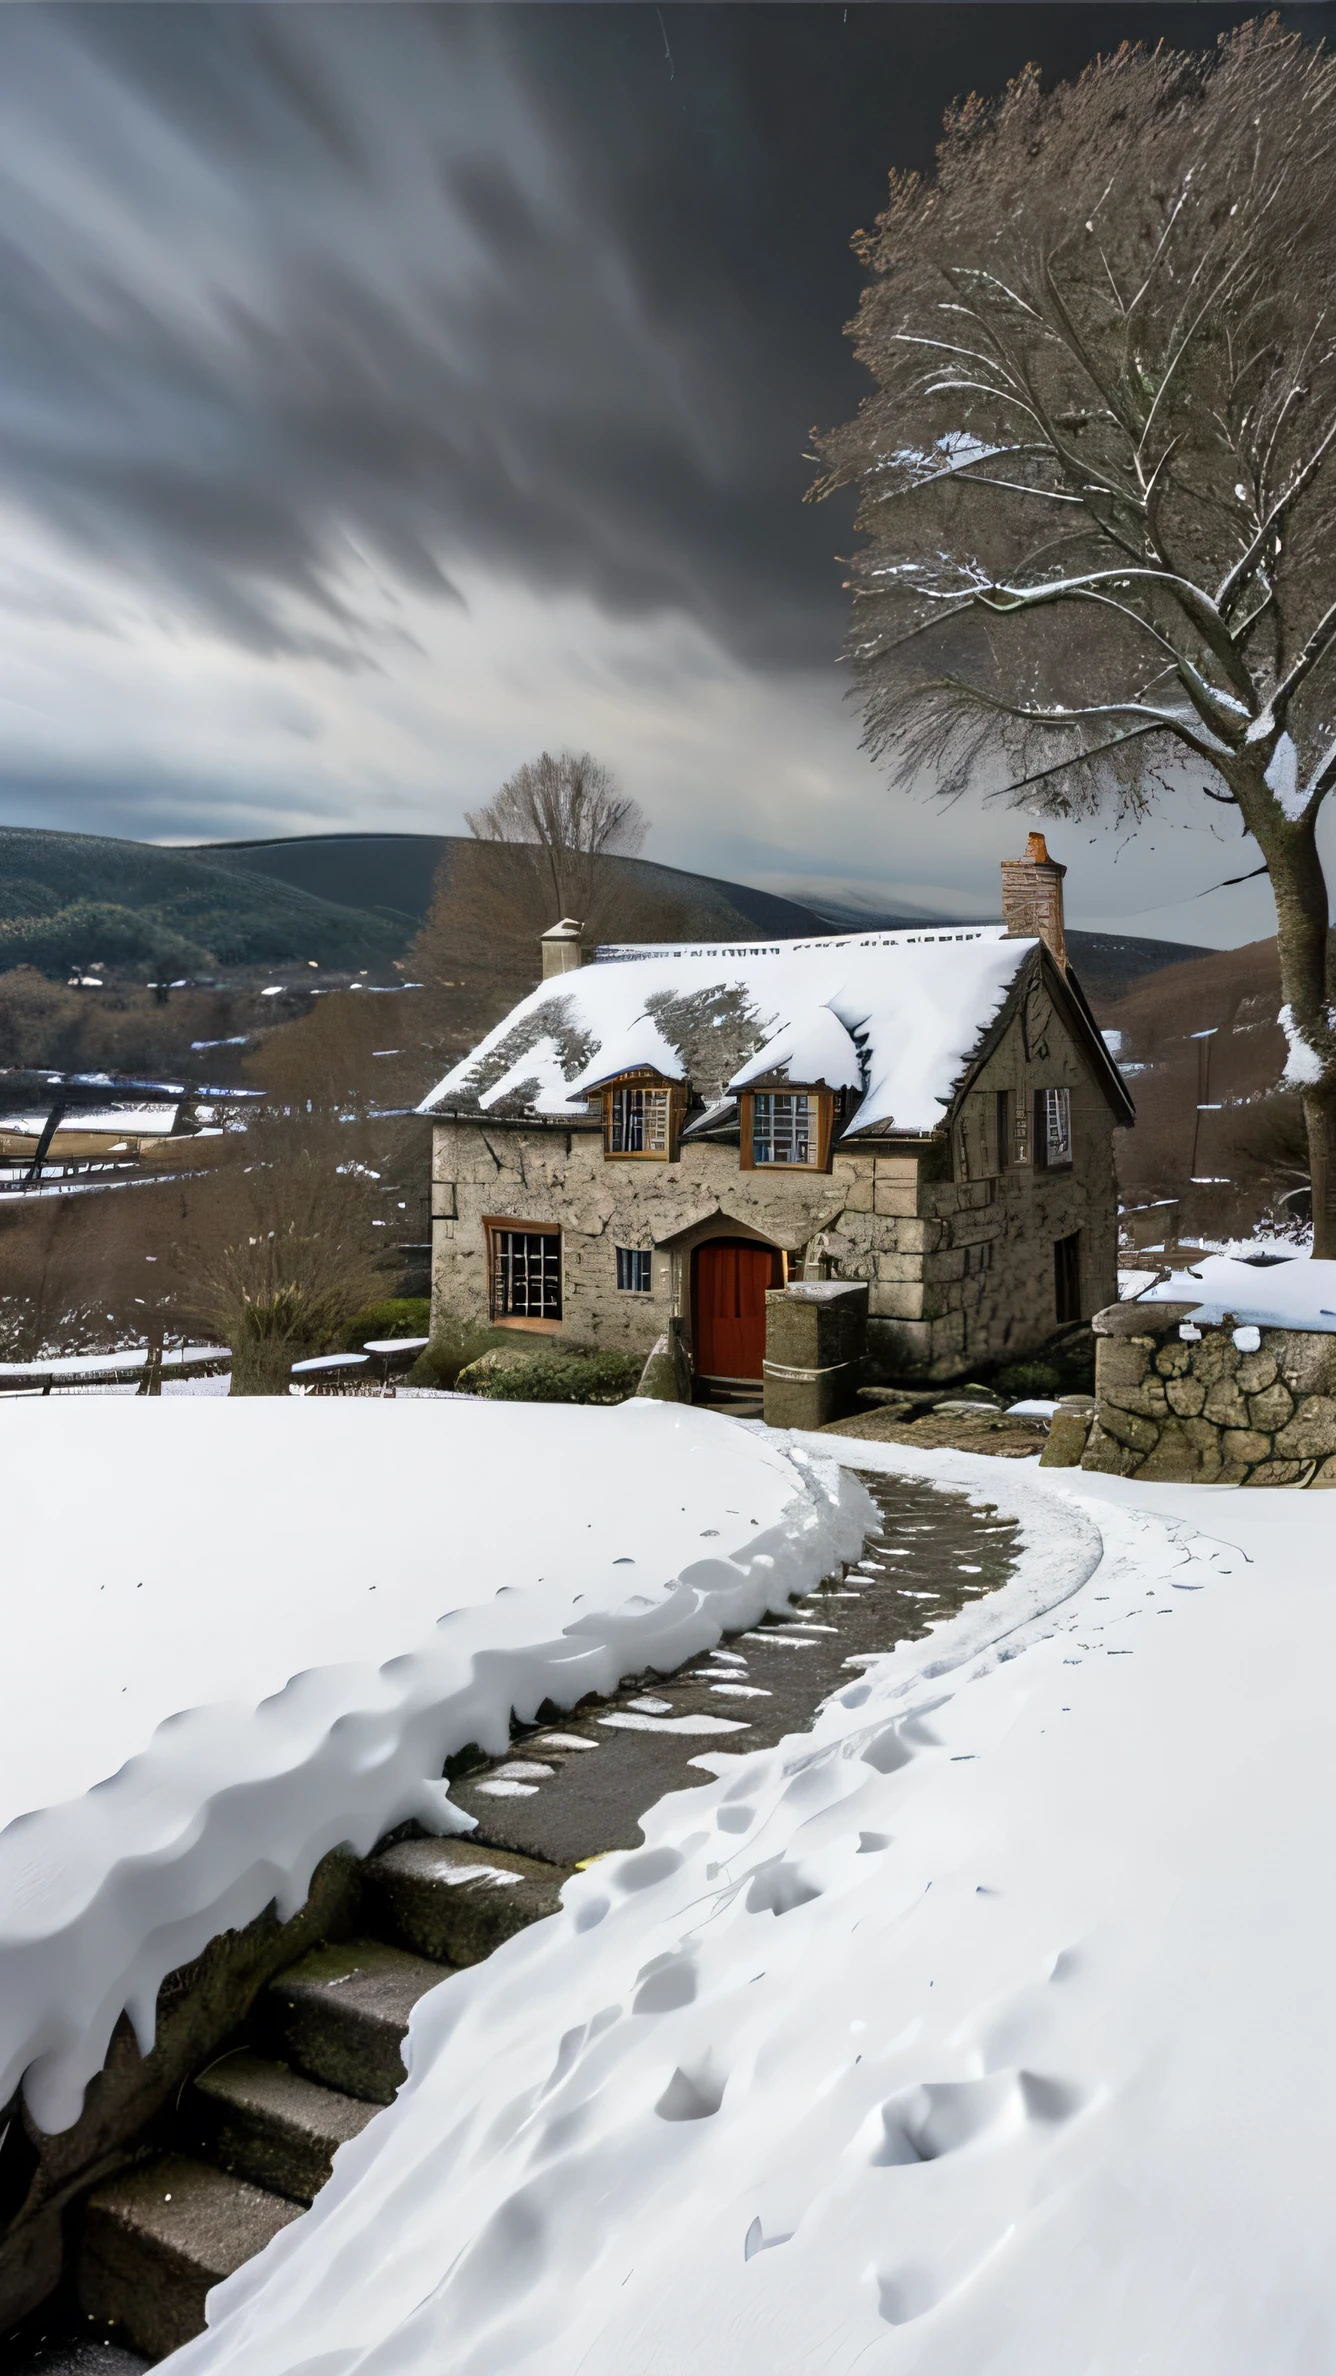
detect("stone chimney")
[1000,832,1066,969]
[540,918,587,979]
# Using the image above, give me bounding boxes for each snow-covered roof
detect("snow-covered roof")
[1134,1252,1336,1334]
[419,928,1040,1137]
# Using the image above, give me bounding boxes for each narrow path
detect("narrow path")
[6,1470,1018,2373]
[447,1472,1019,1864]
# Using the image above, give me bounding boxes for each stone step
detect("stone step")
[364,1834,569,1967]
[190,2049,380,2206]
[265,1937,448,2105]
[78,2151,301,2362]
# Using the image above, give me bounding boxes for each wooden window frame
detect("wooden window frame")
[958,1091,1015,1182]
[1034,1085,1074,1172]
[738,1087,835,1174]
[483,1216,562,1329]
[601,1072,686,1162]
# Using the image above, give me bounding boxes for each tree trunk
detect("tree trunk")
[1303,1088,1336,1258]
[228,1339,307,1396]
[1232,781,1336,1257]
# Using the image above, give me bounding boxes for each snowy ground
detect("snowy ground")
[164,1439,1336,2376]
[0,1398,868,2132]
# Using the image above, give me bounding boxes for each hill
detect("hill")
[1097,934,1319,1243]
[205,832,840,942]
[1,821,1218,1003]
[214,833,1211,1000]
[812,899,1212,1006]
[0,827,406,977]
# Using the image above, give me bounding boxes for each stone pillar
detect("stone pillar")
[1038,1395,1096,1467]
[762,1282,868,1430]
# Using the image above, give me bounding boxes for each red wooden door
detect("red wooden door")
[692,1238,783,1381]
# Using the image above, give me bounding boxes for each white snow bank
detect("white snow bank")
[0,1345,225,1383]
[1118,1266,1161,1299]
[0,1399,869,2133]
[419,927,1035,1138]
[166,1443,1336,2376]
[1134,1249,1336,1332]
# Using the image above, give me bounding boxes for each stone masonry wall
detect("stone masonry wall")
[811,995,1118,1375]
[1085,1300,1336,1485]
[431,987,1120,1383]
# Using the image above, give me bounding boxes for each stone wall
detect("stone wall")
[430,991,1119,1385]
[1085,1301,1336,1485]
[762,1282,869,1429]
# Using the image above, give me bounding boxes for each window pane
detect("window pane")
[1055,1230,1082,1323]
[610,1087,669,1154]
[1045,1087,1072,1165]
[615,1246,652,1293]
[494,1229,561,1318]
[753,1092,815,1166]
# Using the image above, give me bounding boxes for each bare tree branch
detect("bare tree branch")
[809,18,1336,1243]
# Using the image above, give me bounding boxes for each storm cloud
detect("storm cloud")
[0,3,1329,941]
[0,4,876,666]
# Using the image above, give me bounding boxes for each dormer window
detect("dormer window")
[739,1088,834,1172]
[754,1091,815,1165]
[603,1074,683,1161]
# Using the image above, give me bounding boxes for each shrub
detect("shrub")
[340,1297,431,1351]
[991,1361,1063,1401]
[460,1348,644,1406]
[406,1317,515,1391]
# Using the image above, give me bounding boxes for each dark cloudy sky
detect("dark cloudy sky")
[0,3,1332,944]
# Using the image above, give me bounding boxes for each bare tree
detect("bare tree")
[186,1126,385,1395]
[811,21,1336,1253]
[466,750,648,927]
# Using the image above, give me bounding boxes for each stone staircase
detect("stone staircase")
[10,1467,1020,2372]
[77,1836,567,2361]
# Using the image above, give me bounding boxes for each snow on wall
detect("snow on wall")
[418,928,1034,1137]
[164,1444,1336,2376]
[1135,1250,1336,1333]
[0,1399,870,2134]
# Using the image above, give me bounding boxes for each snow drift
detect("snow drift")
[1135,1248,1336,1332]
[0,1397,869,2132]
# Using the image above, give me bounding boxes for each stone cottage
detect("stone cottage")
[417,837,1133,1387]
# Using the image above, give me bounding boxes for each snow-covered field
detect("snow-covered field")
[165,1440,1336,2376]
[0,1398,868,2132]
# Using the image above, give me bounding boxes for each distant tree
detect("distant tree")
[466,749,648,927]
[411,760,667,1065]
[811,21,1336,1254]
[0,1197,100,1360]
[187,1128,385,1394]
[0,967,86,1069]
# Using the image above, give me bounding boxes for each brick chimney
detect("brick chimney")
[540,918,587,979]
[1001,832,1066,970]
